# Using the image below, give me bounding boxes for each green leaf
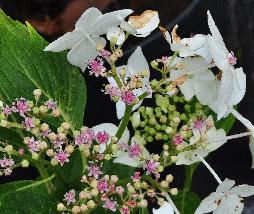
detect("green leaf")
[215,113,236,134]
[0,180,57,214]
[172,190,201,214]
[0,10,86,130]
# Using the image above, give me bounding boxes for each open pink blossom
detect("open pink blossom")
[63,189,76,205]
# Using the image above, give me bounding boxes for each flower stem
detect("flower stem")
[35,162,55,194]
[115,105,133,139]
[230,108,254,133]
[183,164,198,191]
[197,155,222,184]
[111,64,123,88]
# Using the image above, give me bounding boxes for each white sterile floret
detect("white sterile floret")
[107,46,151,119]
[92,123,129,153]
[206,11,254,135]
[195,178,254,214]
[106,27,126,45]
[44,7,133,71]
[152,202,174,214]
[121,10,160,37]
[170,57,215,102]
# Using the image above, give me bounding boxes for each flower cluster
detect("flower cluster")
[57,170,178,214]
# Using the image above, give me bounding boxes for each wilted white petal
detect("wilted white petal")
[213,194,243,214]
[230,184,254,197]
[67,36,106,71]
[128,10,159,37]
[194,192,223,214]
[152,202,174,214]
[106,27,125,45]
[44,31,84,52]
[90,9,133,35]
[75,7,102,31]
[176,148,209,165]
[216,178,236,193]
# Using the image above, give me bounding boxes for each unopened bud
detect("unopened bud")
[57,203,66,212]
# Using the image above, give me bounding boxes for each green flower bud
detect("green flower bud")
[148,127,156,136]
[21,159,29,168]
[138,106,145,113]
[162,134,169,141]
[145,107,154,116]
[155,124,161,131]
[155,133,163,140]
[32,107,39,114]
[146,136,154,143]
[149,117,157,125]
[159,115,167,124]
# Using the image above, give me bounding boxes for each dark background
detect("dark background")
[0,0,254,212]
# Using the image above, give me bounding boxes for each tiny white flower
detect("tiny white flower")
[44,7,133,71]
[121,10,160,37]
[106,27,126,45]
[108,46,151,119]
[195,178,254,214]
[152,202,174,214]
[92,123,129,153]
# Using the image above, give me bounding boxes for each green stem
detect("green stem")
[115,105,133,139]
[111,64,123,87]
[35,163,55,194]
[183,164,198,191]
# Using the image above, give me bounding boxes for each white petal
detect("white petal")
[152,202,174,214]
[213,195,243,214]
[120,21,138,34]
[171,43,195,57]
[113,152,142,167]
[106,27,125,45]
[176,149,209,165]
[207,10,229,58]
[195,79,218,105]
[75,7,102,31]
[116,100,126,120]
[249,135,254,168]
[194,192,223,214]
[230,108,254,134]
[127,46,149,76]
[181,57,211,75]
[207,34,229,72]
[229,67,246,106]
[67,36,106,71]
[179,79,195,101]
[206,128,227,151]
[44,30,84,52]
[230,184,254,197]
[216,178,236,193]
[90,9,133,35]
